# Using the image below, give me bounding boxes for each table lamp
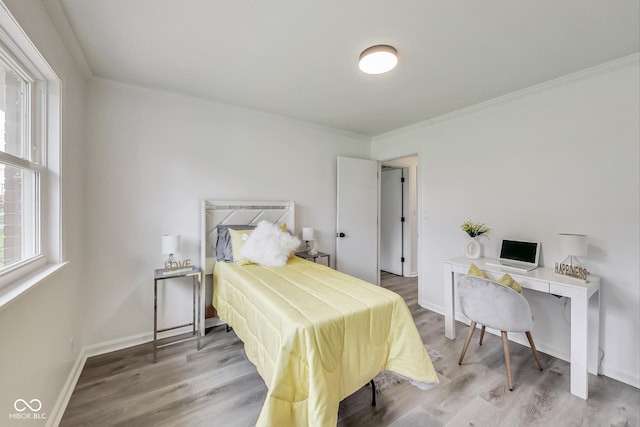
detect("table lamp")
[556,233,588,281]
[162,234,180,269]
[302,227,318,256]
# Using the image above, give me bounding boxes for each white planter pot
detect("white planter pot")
[465,237,481,259]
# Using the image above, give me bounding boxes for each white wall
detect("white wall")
[371,56,640,388]
[82,78,370,347]
[0,1,87,425]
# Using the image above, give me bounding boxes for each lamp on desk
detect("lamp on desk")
[162,234,180,269]
[555,233,588,281]
[302,227,318,256]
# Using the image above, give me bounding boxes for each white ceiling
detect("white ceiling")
[49,0,639,136]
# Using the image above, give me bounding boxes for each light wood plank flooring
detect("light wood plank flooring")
[61,272,639,426]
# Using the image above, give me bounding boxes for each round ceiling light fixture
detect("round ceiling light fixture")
[358,45,398,74]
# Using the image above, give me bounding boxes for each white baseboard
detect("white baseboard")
[600,364,640,389]
[418,299,442,315]
[205,317,225,329]
[46,349,87,427]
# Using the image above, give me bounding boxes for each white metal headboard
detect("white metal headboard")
[200,200,296,275]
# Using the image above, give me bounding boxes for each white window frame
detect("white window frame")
[0,4,63,305]
[0,49,45,271]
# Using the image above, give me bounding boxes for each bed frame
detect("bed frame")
[199,200,295,331]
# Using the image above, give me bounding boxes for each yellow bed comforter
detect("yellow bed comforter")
[213,256,438,426]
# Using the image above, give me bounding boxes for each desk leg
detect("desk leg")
[192,278,196,336]
[196,273,201,351]
[443,263,456,339]
[588,290,600,375]
[200,272,206,337]
[570,292,589,399]
[153,278,158,363]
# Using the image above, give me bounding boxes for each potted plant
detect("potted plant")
[460,220,490,259]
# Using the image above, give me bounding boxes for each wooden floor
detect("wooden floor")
[61,272,639,426]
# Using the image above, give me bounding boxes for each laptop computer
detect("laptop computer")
[485,239,541,272]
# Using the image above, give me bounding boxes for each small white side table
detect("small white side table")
[295,251,331,267]
[153,266,202,362]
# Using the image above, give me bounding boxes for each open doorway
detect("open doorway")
[380,155,418,279]
[380,166,406,276]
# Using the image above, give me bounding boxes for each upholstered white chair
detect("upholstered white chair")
[457,275,543,390]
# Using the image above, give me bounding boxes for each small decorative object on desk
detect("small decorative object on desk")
[461,220,490,259]
[555,233,589,282]
[161,234,193,274]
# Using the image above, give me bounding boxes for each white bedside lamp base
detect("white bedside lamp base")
[302,227,318,256]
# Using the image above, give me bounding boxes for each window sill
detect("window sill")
[0,262,68,311]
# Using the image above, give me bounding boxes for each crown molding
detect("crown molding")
[92,76,371,142]
[41,0,92,79]
[374,53,640,141]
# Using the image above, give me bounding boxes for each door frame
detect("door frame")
[378,153,421,293]
[335,153,421,289]
[380,166,408,276]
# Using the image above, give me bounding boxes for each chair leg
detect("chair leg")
[526,331,544,370]
[479,325,486,345]
[458,321,477,365]
[501,331,513,391]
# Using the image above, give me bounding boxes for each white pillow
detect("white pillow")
[239,220,301,266]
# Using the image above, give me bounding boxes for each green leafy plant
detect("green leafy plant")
[460,220,490,238]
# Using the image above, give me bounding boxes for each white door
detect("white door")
[336,156,379,285]
[380,168,403,275]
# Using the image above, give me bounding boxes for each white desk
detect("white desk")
[443,257,600,399]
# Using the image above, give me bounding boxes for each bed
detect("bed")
[201,200,438,426]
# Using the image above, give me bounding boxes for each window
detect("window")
[0,5,62,297]
[0,55,43,274]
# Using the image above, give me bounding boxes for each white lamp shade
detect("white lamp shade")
[162,234,180,255]
[359,45,398,74]
[302,227,315,241]
[559,233,587,257]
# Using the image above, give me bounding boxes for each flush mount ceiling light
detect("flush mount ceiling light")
[358,45,398,74]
